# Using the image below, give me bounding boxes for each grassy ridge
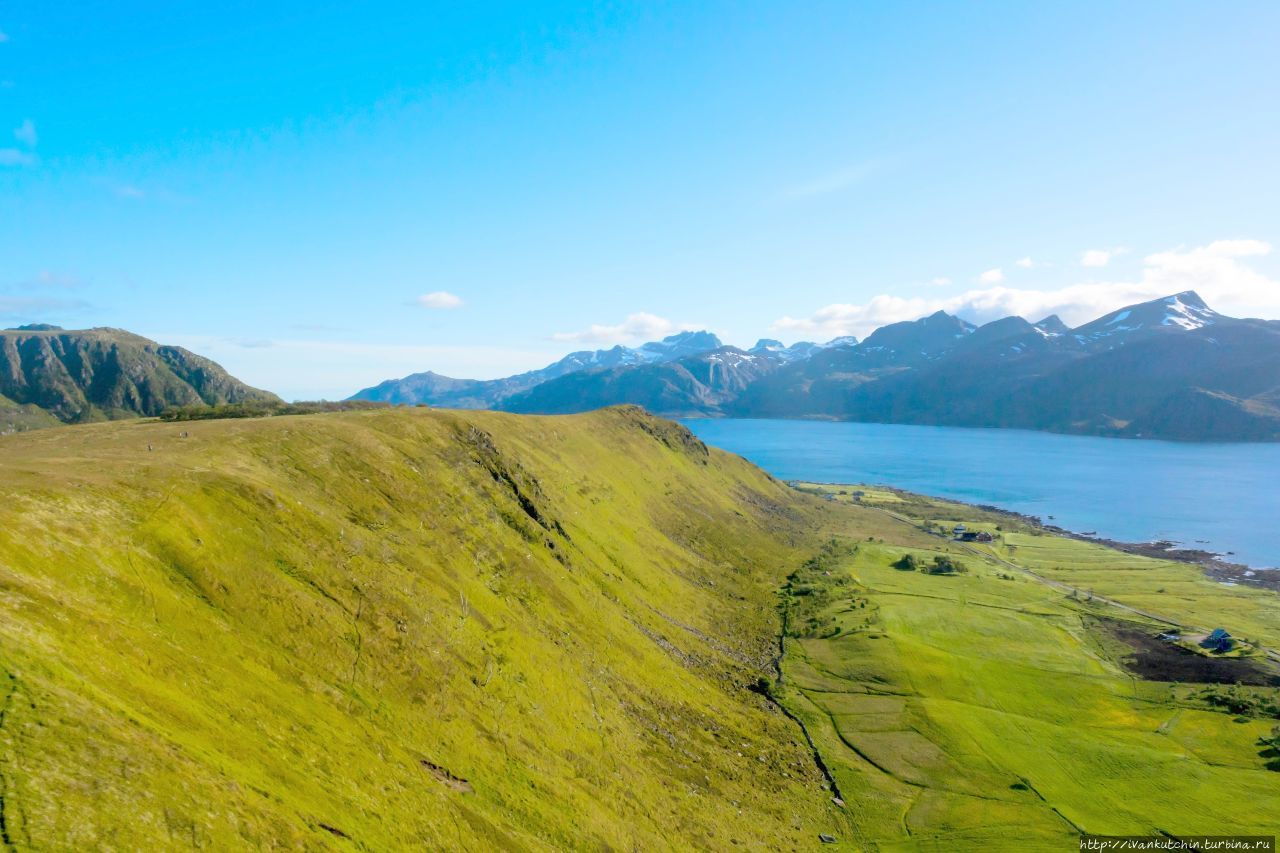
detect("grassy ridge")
[0,407,864,849]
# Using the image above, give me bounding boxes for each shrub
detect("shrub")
[925,556,966,575]
[893,554,918,571]
[159,400,391,422]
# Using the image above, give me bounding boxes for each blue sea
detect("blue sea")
[681,419,1280,569]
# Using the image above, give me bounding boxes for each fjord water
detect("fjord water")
[682,419,1280,569]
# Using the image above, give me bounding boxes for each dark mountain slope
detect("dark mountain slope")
[351,292,1280,441]
[504,347,781,416]
[0,326,279,427]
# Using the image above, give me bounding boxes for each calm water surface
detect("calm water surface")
[682,419,1280,569]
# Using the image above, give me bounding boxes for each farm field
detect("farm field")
[778,484,1280,849]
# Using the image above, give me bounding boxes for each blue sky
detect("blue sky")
[2,1,1279,399]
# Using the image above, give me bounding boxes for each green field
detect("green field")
[1,418,1277,849]
[778,485,1280,849]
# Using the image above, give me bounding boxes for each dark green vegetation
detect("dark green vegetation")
[0,325,279,433]
[776,483,1280,848]
[0,406,861,849]
[158,399,390,421]
[360,291,1280,441]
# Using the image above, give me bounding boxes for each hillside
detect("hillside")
[0,326,279,432]
[2,409,1278,848]
[0,407,853,849]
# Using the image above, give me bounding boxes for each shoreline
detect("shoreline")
[804,480,1280,594]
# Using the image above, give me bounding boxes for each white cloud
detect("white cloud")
[0,148,33,166]
[979,268,1004,284]
[773,295,943,341]
[13,119,35,147]
[772,239,1280,339]
[553,312,699,345]
[1015,257,1035,268]
[929,277,952,287]
[1081,247,1127,267]
[417,291,463,309]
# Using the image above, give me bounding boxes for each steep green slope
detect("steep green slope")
[0,326,279,428]
[0,407,857,849]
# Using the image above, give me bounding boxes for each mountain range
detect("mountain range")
[353,291,1280,442]
[1,325,279,434]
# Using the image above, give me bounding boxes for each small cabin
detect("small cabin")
[1199,628,1234,654]
[952,524,967,538]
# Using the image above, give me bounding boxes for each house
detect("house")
[1199,628,1234,653]
[974,531,995,543]
[952,524,967,538]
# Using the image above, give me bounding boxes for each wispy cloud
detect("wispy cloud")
[0,296,90,318]
[1,119,38,167]
[553,312,699,345]
[24,271,83,290]
[417,291,463,309]
[929,277,952,287]
[1015,257,1035,269]
[772,239,1279,340]
[0,148,34,167]
[783,160,885,200]
[1081,247,1127,268]
[12,119,35,147]
[978,268,1004,284]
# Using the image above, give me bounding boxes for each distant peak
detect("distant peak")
[751,338,785,352]
[1033,315,1069,334]
[658,330,721,346]
[6,323,64,332]
[1167,290,1209,310]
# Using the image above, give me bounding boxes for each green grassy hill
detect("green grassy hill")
[0,406,858,850]
[3,410,1277,850]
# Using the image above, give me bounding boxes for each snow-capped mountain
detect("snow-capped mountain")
[352,292,1280,441]
[1071,291,1221,348]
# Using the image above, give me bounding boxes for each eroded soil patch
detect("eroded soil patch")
[1099,619,1280,686]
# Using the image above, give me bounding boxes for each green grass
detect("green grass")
[776,495,1280,850]
[0,407,873,850]
[4,419,1278,850]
